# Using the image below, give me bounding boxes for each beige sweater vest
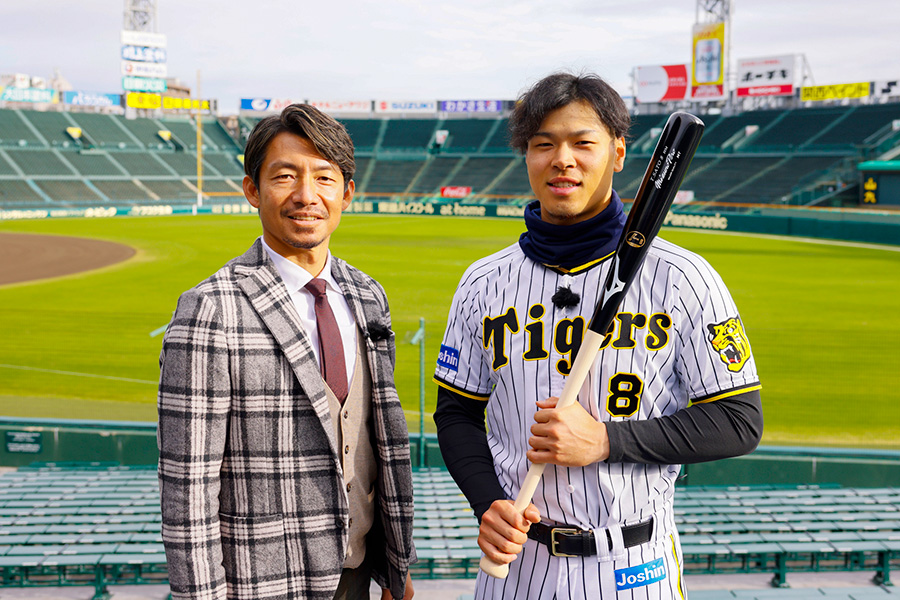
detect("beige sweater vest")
[325,329,377,569]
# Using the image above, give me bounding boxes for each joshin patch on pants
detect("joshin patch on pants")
[614,557,667,591]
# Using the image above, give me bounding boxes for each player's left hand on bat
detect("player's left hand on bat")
[528,396,610,466]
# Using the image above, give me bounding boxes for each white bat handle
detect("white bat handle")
[479,329,606,578]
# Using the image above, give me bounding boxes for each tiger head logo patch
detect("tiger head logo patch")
[707,317,751,372]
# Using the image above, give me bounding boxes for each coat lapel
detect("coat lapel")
[233,239,339,458]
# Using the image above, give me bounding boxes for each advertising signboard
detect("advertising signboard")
[736,55,795,97]
[308,100,371,114]
[374,100,437,114]
[125,92,162,110]
[239,98,302,112]
[635,65,690,103]
[121,30,167,48]
[63,91,122,107]
[121,45,167,63]
[0,87,56,103]
[121,61,167,78]
[800,82,870,102]
[122,76,167,92]
[439,100,503,113]
[691,21,726,99]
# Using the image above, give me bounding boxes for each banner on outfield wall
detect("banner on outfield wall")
[736,55,795,97]
[691,21,726,100]
[439,100,504,113]
[0,87,57,103]
[240,98,302,112]
[121,30,167,48]
[800,82,870,102]
[375,100,437,114]
[635,64,690,103]
[308,100,371,114]
[63,91,122,107]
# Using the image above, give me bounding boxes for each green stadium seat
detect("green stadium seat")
[0,110,43,146]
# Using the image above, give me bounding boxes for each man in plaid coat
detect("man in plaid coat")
[158,104,415,600]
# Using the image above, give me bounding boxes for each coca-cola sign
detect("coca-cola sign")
[441,186,472,198]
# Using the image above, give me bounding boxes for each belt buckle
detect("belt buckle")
[549,527,580,558]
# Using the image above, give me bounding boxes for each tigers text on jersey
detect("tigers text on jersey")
[434,238,760,599]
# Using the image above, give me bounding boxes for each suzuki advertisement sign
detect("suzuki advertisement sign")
[375,100,437,114]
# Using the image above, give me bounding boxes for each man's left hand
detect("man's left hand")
[381,572,414,600]
[528,397,609,466]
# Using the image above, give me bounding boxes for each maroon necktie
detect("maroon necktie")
[304,278,348,403]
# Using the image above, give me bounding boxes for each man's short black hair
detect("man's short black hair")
[243,103,355,190]
[508,72,631,153]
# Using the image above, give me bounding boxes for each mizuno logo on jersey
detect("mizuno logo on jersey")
[437,344,460,371]
[483,305,672,375]
[615,558,667,590]
[707,316,751,372]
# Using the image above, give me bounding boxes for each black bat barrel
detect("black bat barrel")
[587,112,705,335]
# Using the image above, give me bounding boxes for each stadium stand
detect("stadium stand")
[0,110,43,147]
[380,119,438,151]
[202,152,244,177]
[60,150,127,177]
[20,110,78,147]
[340,118,382,152]
[480,118,511,153]
[2,100,900,209]
[441,119,496,153]
[409,156,464,194]
[0,461,898,596]
[69,113,140,149]
[4,149,75,176]
[33,179,103,203]
[364,158,427,194]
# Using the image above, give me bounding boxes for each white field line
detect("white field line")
[0,363,158,385]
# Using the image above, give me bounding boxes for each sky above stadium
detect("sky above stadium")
[2,0,898,113]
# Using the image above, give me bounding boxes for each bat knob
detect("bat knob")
[479,555,510,579]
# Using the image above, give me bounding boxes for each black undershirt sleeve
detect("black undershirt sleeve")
[434,386,763,519]
[605,389,763,464]
[433,386,506,521]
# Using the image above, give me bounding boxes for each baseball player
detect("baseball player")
[433,72,762,599]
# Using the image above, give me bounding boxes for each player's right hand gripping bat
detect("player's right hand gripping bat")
[479,111,705,579]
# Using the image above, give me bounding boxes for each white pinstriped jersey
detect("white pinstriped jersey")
[435,237,761,599]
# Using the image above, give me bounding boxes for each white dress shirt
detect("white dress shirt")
[260,237,358,386]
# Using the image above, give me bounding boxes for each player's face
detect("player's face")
[525,100,626,226]
[243,131,353,266]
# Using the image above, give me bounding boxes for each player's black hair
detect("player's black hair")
[243,103,355,190]
[508,72,631,153]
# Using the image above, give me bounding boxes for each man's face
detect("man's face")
[525,100,626,226]
[243,131,353,262]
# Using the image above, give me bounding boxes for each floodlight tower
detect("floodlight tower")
[696,0,733,106]
[123,0,158,32]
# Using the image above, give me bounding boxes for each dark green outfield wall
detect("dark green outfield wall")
[3,200,897,246]
[2,418,899,488]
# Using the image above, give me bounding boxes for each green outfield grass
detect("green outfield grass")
[0,214,897,449]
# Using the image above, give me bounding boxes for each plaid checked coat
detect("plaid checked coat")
[157,239,415,600]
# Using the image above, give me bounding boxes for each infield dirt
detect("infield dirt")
[0,231,135,286]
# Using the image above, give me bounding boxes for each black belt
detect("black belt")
[527,517,654,558]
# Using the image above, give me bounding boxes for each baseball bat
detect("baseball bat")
[480,111,705,579]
